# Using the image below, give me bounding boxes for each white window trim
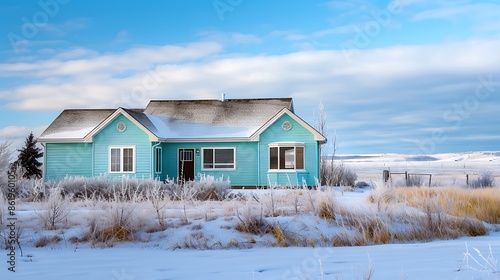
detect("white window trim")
[155,147,162,174]
[109,146,136,173]
[268,142,305,147]
[201,147,236,171]
[268,143,305,172]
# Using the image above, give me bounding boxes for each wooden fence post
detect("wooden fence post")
[383,170,390,182]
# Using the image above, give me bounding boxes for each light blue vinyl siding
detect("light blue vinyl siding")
[258,114,320,187]
[44,143,93,180]
[160,142,258,186]
[93,114,152,178]
[43,111,322,187]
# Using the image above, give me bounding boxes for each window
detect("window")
[155,147,162,173]
[109,146,135,173]
[202,148,235,169]
[180,150,193,162]
[269,144,304,170]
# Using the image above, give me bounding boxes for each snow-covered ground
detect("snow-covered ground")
[1,152,499,280]
[3,233,500,280]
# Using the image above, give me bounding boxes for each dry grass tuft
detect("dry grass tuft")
[270,223,287,247]
[145,223,168,233]
[76,214,133,246]
[366,184,398,212]
[101,225,131,242]
[191,224,203,231]
[450,217,488,237]
[356,216,391,245]
[34,235,62,247]
[317,201,336,220]
[234,211,267,235]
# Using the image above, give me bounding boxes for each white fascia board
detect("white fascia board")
[83,108,159,142]
[250,108,327,143]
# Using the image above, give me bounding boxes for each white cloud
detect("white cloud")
[0,126,30,138]
[0,42,223,78]
[113,30,130,44]
[197,31,263,45]
[285,25,357,41]
[410,1,500,37]
[412,2,500,21]
[37,17,91,36]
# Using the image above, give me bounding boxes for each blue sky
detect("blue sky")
[1,0,499,155]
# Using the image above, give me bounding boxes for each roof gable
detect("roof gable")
[83,108,158,142]
[251,108,327,143]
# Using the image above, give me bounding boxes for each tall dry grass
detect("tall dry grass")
[396,187,500,224]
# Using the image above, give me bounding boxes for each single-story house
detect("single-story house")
[38,97,327,187]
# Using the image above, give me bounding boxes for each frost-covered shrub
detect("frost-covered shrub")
[35,186,71,230]
[15,178,45,200]
[468,172,495,188]
[168,174,230,201]
[146,181,170,229]
[20,174,231,202]
[0,141,12,190]
[193,174,231,200]
[406,175,424,187]
[0,191,5,226]
[44,176,166,201]
[320,160,357,186]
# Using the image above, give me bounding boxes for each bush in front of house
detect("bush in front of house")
[33,174,230,202]
[320,159,358,186]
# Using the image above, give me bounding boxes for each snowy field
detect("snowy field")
[2,234,500,280]
[1,152,499,280]
[341,151,500,186]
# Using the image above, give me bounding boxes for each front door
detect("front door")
[178,149,194,182]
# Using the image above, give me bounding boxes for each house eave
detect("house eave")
[159,137,253,143]
[38,138,87,143]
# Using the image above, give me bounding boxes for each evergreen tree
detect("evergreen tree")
[11,132,43,179]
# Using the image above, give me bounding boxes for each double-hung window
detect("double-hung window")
[269,143,304,170]
[202,148,235,170]
[109,146,135,173]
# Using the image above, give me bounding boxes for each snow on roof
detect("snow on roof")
[144,114,259,139]
[39,109,116,140]
[39,98,294,141]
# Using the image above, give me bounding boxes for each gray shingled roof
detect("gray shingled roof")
[39,98,294,141]
[143,98,293,127]
[40,109,116,140]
